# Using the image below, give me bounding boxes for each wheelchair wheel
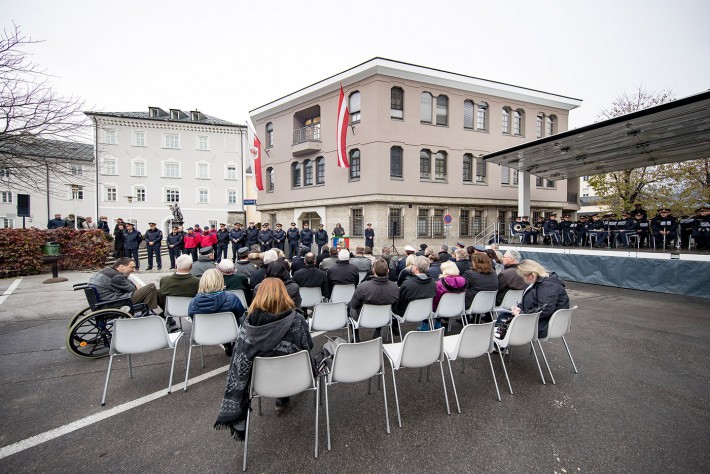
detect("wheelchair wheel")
[68,306,92,330]
[66,309,132,359]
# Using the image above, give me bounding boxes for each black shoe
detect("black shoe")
[157,266,162,270]
[223,342,234,357]
[275,397,290,413]
[146,267,153,270]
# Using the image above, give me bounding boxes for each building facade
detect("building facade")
[250,58,581,250]
[86,108,248,234]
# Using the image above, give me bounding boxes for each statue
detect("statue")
[170,203,183,222]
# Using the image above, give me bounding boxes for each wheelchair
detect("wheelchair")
[66,283,155,359]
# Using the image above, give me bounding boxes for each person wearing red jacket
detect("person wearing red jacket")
[183,227,199,261]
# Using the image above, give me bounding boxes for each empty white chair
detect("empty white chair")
[443,322,501,406]
[101,315,184,406]
[184,312,239,391]
[350,304,394,342]
[227,289,248,310]
[494,312,546,394]
[243,350,319,471]
[299,286,323,311]
[465,290,497,325]
[310,302,351,341]
[383,328,453,427]
[330,284,355,304]
[535,306,579,385]
[323,338,389,450]
[392,297,434,342]
[432,292,466,331]
[164,295,193,328]
[494,289,524,317]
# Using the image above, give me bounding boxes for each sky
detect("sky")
[3,0,709,133]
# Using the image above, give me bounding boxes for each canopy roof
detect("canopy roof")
[483,90,710,180]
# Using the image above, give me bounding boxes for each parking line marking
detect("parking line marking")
[0,279,22,306]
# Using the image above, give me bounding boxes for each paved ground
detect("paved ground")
[0,269,708,473]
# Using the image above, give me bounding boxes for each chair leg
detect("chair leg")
[390,367,402,428]
[397,320,404,343]
[127,354,133,378]
[388,324,394,345]
[258,396,262,416]
[184,344,194,392]
[562,337,579,373]
[529,342,546,385]
[324,380,331,451]
[314,384,319,458]
[486,353,502,402]
[537,340,555,385]
[168,345,178,394]
[242,398,251,472]
[496,342,513,395]
[380,369,390,434]
[200,345,205,368]
[437,361,451,415]
[446,356,461,414]
[101,354,115,406]
[461,358,465,374]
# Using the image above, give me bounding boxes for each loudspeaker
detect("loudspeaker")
[390,221,399,237]
[17,194,30,217]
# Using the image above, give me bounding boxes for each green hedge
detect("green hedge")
[0,228,112,277]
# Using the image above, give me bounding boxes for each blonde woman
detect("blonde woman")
[188,269,245,322]
[397,253,418,286]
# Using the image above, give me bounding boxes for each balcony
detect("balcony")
[292,125,321,156]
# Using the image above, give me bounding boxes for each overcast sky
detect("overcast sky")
[3,0,709,132]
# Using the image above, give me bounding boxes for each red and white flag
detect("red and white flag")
[336,84,350,168]
[247,126,264,191]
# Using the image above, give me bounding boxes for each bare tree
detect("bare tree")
[0,23,92,193]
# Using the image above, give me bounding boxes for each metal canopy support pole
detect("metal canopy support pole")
[518,171,531,218]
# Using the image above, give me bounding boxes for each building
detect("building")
[250,58,581,249]
[0,138,95,229]
[86,108,248,234]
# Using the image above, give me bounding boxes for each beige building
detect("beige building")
[250,58,581,250]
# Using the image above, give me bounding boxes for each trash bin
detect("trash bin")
[43,242,60,256]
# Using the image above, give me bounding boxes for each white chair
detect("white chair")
[383,328,453,427]
[494,312,546,395]
[164,295,193,329]
[329,284,356,304]
[350,304,394,342]
[323,338,389,450]
[494,289,524,317]
[101,315,183,406]
[243,350,319,471]
[465,290,497,325]
[358,271,368,284]
[535,306,579,385]
[227,289,248,310]
[392,297,434,342]
[310,302,351,341]
[299,286,324,312]
[443,322,501,406]
[184,312,239,391]
[432,292,466,331]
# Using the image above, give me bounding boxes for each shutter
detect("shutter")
[501,166,510,185]
[464,100,474,129]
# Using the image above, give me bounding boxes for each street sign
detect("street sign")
[243,199,257,205]
[443,214,453,225]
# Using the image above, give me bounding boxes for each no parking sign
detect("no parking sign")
[443,214,453,225]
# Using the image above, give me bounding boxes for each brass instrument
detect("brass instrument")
[513,223,524,232]
[513,224,541,232]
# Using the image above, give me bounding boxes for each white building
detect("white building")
[86,108,248,234]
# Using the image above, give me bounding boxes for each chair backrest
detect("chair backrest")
[499,289,524,309]
[434,292,465,318]
[330,284,356,304]
[357,304,392,329]
[192,312,239,345]
[299,286,323,308]
[399,328,444,369]
[454,322,495,359]
[83,285,101,310]
[331,338,382,383]
[111,316,170,354]
[358,271,368,284]
[506,312,540,346]
[165,295,193,318]
[227,289,248,310]
[310,302,348,332]
[545,306,577,339]
[251,350,314,398]
[467,290,497,315]
[400,297,433,323]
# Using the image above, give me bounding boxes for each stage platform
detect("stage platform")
[499,244,710,299]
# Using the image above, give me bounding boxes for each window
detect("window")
[536,115,543,139]
[420,149,431,180]
[513,110,523,136]
[2,217,13,228]
[547,115,556,136]
[164,134,180,149]
[349,149,360,180]
[476,157,487,183]
[198,189,209,203]
[0,168,9,177]
[434,151,447,180]
[349,91,361,123]
[536,176,544,187]
[463,154,473,183]
[266,122,274,148]
[227,189,237,204]
[197,135,209,150]
[463,100,474,130]
[582,176,589,181]
[1,191,11,203]
[70,164,83,175]
[103,129,117,145]
[135,187,146,202]
[304,159,313,186]
[432,209,444,238]
[164,162,180,178]
[350,207,364,237]
[388,207,403,238]
[292,162,301,187]
[104,158,117,175]
[390,146,403,179]
[165,188,180,202]
[266,167,274,191]
[477,102,488,131]
[420,92,433,123]
[473,209,484,236]
[197,162,210,179]
[70,185,84,200]
[171,110,180,120]
[546,179,556,188]
[417,208,430,238]
[459,209,470,237]
[226,165,237,180]
[316,157,325,184]
[133,131,145,147]
[391,87,404,119]
[105,186,117,202]
[132,160,146,177]
[502,107,511,134]
[435,95,448,126]
[501,166,510,185]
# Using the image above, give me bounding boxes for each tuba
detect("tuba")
[513,223,524,232]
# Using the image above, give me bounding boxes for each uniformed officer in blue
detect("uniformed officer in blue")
[286,222,300,259]
[123,222,143,270]
[315,224,328,254]
[272,223,286,252]
[258,223,274,251]
[300,222,314,253]
[365,223,375,248]
[229,223,245,262]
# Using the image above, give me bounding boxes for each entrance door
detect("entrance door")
[300,212,321,229]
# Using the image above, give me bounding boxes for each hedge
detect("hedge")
[0,228,112,277]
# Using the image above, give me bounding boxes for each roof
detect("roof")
[482,90,710,180]
[85,110,243,128]
[250,57,582,121]
[0,137,94,162]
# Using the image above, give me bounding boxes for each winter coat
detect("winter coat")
[183,233,198,249]
[166,232,184,248]
[245,226,259,245]
[326,260,360,297]
[349,275,399,319]
[235,260,258,279]
[463,269,498,309]
[145,228,163,246]
[253,279,302,307]
[123,229,143,250]
[300,228,314,245]
[293,264,328,297]
[190,257,216,277]
[157,273,200,308]
[223,274,252,305]
[517,273,569,338]
[393,273,436,317]
[88,268,136,304]
[188,290,245,318]
[496,263,526,305]
[433,275,466,311]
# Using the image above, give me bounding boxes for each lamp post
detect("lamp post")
[123,195,135,226]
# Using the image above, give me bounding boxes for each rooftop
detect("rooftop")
[86,108,243,128]
[0,137,94,162]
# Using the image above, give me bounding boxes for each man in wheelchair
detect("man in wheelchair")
[89,257,160,313]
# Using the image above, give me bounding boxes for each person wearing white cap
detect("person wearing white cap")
[325,249,359,299]
[396,244,416,276]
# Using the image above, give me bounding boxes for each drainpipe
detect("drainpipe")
[92,116,99,221]
[46,162,50,223]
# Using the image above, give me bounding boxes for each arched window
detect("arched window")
[547,115,557,136]
[420,92,433,123]
[536,114,544,138]
[303,159,313,186]
[513,109,524,136]
[436,95,448,126]
[391,87,404,119]
[390,146,403,178]
[349,149,360,180]
[435,151,447,180]
[315,157,325,184]
[265,122,274,148]
[501,107,511,134]
[420,149,431,180]
[477,102,488,131]
[291,162,301,187]
[349,91,361,123]
[463,100,474,130]
[266,167,274,191]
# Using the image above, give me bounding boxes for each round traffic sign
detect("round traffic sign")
[443,214,453,225]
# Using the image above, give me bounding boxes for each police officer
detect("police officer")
[229,222,245,261]
[258,223,274,251]
[216,223,230,262]
[651,208,677,248]
[691,206,710,250]
[543,214,561,245]
[286,222,300,259]
[315,224,328,254]
[365,223,375,249]
[245,222,259,248]
[574,216,587,247]
[300,222,314,253]
[633,212,650,248]
[272,223,286,252]
[587,214,607,247]
[616,211,636,247]
[679,212,697,250]
[559,215,573,246]
[520,215,534,244]
[123,222,143,270]
[166,225,183,269]
[145,222,163,270]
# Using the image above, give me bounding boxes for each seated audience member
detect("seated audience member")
[396,245,416,276]
[431,260,466,330]
[364,246,377,265]
[427,251,442,281]
[319,246,339,271]
[316,245,330,267]
[326,249,360,298]
[191,246,217,277]
[463,253,499,311]
[89,257,159,312]
[234,247,258,280]
[214,278,313,440]
[218,259,253,306]
[438,244,451,263]
[254,260,302,307]
[293,252,328,299]
[158,254,200,309]
[397,254,417,286]
[350,246,373,274]
[349,259,399,340]
[290,246,309,274]
[249,249,279,290]
[454,248,471,275]
[485,248,504,274]
[496,250,526,306]
[392,256,436,319]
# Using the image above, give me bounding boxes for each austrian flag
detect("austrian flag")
[247,126,264,191]
[336,85,350,168]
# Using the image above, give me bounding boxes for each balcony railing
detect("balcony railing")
[293,125,321,145]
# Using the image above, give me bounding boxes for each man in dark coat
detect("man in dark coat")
[325,249,359,298]
[364,223,375,249]
[349,258,399,340]
[216,223,230,262]
[300,223,314,253]
[229,223,245,262]
[314,224,328,254]
[316,245,330,267]
[158,254,200,310]
[496,250,526,306]
[293,252,328,298]
[145,222,163,270]
[166,225,183,270]
[257,223,274,251]
[47,213,67,229]
[438,244,451,262]
[97,216,110,234]
[286,222,300,259]
[123,223,143,270]
[272,223,286,252]
[392,256,436,317]
[245,222,259,248]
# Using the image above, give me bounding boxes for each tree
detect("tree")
[0,24,91,194]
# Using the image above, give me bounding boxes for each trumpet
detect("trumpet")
[513,224,540,232]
